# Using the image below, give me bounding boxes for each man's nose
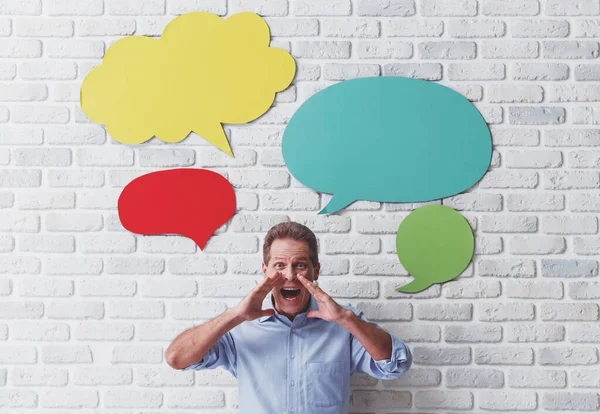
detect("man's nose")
[283,267,295,280]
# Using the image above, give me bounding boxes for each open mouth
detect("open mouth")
[280,287,301,300]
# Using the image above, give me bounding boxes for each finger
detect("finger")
[298,275,324,298]
[297,274,315,291]
[306,310,320,319]
[255,272,282,296]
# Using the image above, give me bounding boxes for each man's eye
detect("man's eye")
[275,263,284,268]
[296,264,306,269]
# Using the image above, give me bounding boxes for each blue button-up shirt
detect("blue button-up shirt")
[182,293,412,414]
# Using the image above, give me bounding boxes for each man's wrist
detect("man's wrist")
[226,307,246,327]
[336,309,356,327]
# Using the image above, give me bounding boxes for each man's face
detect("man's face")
[262,237,320,320]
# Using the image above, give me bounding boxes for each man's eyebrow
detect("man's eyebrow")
[272,256,309,261]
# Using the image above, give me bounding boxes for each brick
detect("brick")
[541,303,599,321]
[356,40,413,59]
[323,63,380,80]
[418,41,476,59]
[446,368,503,388]
[19,61,77,80]
[12,105,69,123]
[449,19,506,37]
[0,170,41,188]
[421,0,476,16]
[106,0,166,15]
[509,236,565,254]
[552,85,600,102]
[383,63,441,80]
[481,0,540,16]
[488,84,544,103]
[295,40,352,59]
[507,280,563,299]
[77,18,136,36]
[544,41,599,59]
[168,0,226,15]
[357,0,416,16]
[0,62,15,80]
[80,278,136,297]
[75,367,132,386]
[107,257,164,275]
[16,18,73,37]
[478,258,536,278]
[12,367,68,385]
[0,0,41,15]
[448,63,505,80]
[512,62,569,80]
[546,129,600,146]
[543,392,600,411]
[543,215,598,234]
[572,370,600,388]
[546,0,600,16]
[384,368,441,387]
[575,19,600,37]
[48,169,104,188]
[444,325,502,343]
[508,324,565,343]
[415,390,473,409]
[509,106,565,125]
[512,19,569,37]
[573,107,600,124]
[13,148,71,166]
[544,171,600,190]
[165,389,223,409]
[48,0,103,15]
[576,64,600,81]
[479,391,537,411]
[570,282,600,300]
[413,346,471,365]
[542,259,598,278]
[111,345,162,363]
[293,0,351,16]
[505,150,562,168]
[539,347,599,365]
[261,191,319,210]
[478,170,538,189]
[416,303,472,321]
[509,368,566,388]
[483,40,539,58]
[569,323,600,343]
[443,280,502,299]
[475,346,534,365]
[480,303,534,321]
[571,194,600,212]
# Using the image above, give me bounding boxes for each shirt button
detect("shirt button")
[291,328,296,333]
[290,380,295,386]
[290,408,295,413]
[290,354,295,359]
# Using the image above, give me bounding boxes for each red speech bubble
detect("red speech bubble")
[118,168,236,249]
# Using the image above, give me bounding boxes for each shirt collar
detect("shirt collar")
[257,292,319,323]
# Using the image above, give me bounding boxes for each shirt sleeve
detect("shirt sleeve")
[180,332,237,377]
[350,310,412,380]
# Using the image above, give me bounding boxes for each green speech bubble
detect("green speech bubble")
[396,204,474,293]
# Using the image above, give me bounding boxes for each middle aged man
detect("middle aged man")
[166,222,412,414]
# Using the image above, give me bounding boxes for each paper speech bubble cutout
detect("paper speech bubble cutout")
[282,76,492,214]
[395,204,474,293]
[81,12,296,156]
[118,169,236,249]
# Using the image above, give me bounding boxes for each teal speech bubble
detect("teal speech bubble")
[282,77,492,214]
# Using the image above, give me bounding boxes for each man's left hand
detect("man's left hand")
[297,275,350,323]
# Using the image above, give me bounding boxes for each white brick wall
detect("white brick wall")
[0,0,599,412]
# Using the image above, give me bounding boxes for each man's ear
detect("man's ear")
[261,262,268,277]
[314,262,320,281]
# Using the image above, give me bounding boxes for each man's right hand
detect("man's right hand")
[234,272,283,321]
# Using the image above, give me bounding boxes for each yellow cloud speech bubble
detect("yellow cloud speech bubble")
[80,12,296,156]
